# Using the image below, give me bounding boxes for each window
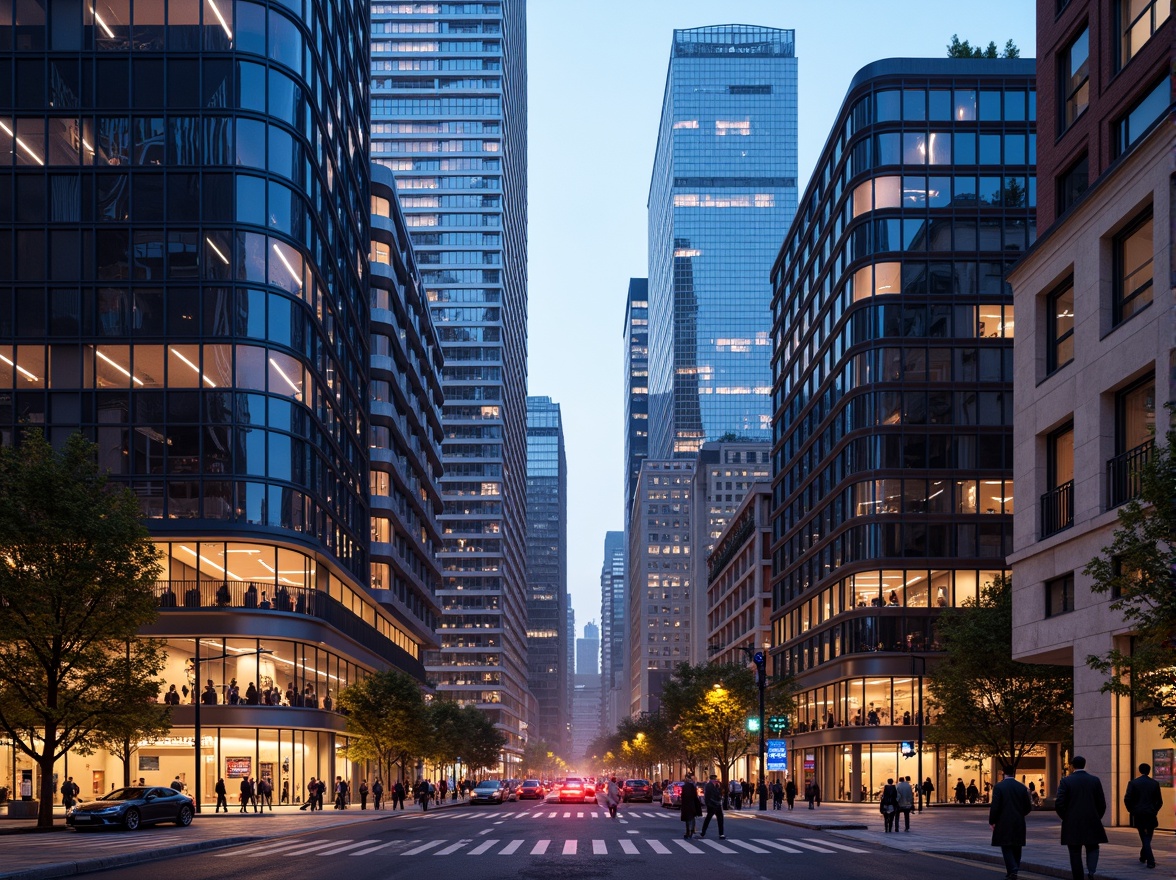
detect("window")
[1060,27,1090,131]
[1113,210,1153,325]
[1045,573,1074,617]
[1115,77,1169,157]
[1046,279,1074,374]
[1042,423,1074,537]
[1057,154,1088,216]
[1118,0,1171,69]
[1109,376,1155,507]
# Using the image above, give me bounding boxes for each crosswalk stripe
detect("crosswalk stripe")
[619,839,640,854]
[317,840,382,856]
[728,840,770,854]
[548,812,557,818]
[807,838,869,853]
[592,839,608,854]
[562,839,577,855]
[673,838,704,854]
[646,839,671,854]
[468,840,497,855]
[267,840,347,857]
[589,812,597,818]
[499,840,524,855]
[562,812,571,818]
[790,840,836,853]
[531,840,550,855]
[752,838,802,853]
[351,841,397,856]
[217,838,303,857]
[698,839,738,854]
[436,841,470,855]
[402,841,445,856]
[577,812,584,818]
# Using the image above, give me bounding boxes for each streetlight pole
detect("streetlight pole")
[755,650,766,811]
[913,655,926,813]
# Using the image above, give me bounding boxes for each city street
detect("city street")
[11,799,1025,880]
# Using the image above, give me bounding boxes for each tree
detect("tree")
[91,641,172,788]
[455,705,506,777]
[947,35,1020,58]
[1084,422,1176,740]
[0,431,165,828]
[927,574,1073,772]
[338,668,427,785]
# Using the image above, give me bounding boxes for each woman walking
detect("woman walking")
[680,772,702,839]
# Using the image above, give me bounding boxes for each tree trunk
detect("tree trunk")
[122,737,133,787]
[36,726,57,829]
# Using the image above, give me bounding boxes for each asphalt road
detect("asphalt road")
[84,797,1019,880]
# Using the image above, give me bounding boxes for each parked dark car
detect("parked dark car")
[67,786,194,831]
[622,779,653,803]
[470,780,507,804]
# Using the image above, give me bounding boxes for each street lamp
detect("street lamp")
[731,642,770,811]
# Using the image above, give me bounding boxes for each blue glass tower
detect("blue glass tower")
[648,25,798,459]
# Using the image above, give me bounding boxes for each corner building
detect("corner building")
[770,59,1037,801]
[0,2,444,807]
[370,1,531,766]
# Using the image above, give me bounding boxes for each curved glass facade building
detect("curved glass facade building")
[769,58,1037,802]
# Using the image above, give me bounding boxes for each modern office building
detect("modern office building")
[598,530,627,731]
[577,621,600,676]
[624,278,649,522]
[571,668,603,770]
[690,440,770,663]
[1007,0,1172,829]
[370,1,531,765]
[628,458,697,715]
[0,3,442,807]
[647,25,798,460]
[525,395,569,755]
[770,58,1037,800]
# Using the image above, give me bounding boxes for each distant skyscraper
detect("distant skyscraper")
[647,25,798,459]
[577,621,600,676]
[525,396,569,755]
[572,623,603,766]
[371,1,531,766]
[598,531,626,729]
[624,279,650,523]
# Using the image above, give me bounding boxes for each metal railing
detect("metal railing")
[1040,480,1074,538]
[1107,439,1153,509]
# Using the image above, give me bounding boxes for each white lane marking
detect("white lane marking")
[402,840,446,855]
[645,839,670,854]
[808,838,870,853]
[548,812,557,818]
[562,839,577,855]
[592,839,608,854]
[790,839,836,853]
[468,840,497,855]
[698,838,738,854]
[499,840,524,855]
[563,812,571,818]
[531,839,550,855]
[577,812,584,818]
[728,840,770,854]
[435,840,470,855]
[350,841,398,856]
[260,840,346,857]
[316,840,382,856]
[619,839,640,854]
[673,838,705,853]
[589,812,597,819]
[752,838,802,853]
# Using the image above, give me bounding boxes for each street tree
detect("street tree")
[927,574,1073,772]
[455,704,506,777]
[338,668,427,785]
[1084,422,1176,739]
[92,640,173,788]
[0,431,165,828]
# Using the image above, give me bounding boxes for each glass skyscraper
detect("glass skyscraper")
[623,278,648,525]
[370,1,530,763]
[648,25,797,459]
[525,395,568,756]
[598,529,625,730]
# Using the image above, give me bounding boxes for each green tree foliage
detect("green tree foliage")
[521,739,568,778]
[338,668,427,784]
[0,431,165,827]
[927,574,1072,771]
[454,703,506,776]
[1084,423,1176,739]
[948,35,1021,58]
[91,641,172,788]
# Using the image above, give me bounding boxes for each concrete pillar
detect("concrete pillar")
[850,743,862,803]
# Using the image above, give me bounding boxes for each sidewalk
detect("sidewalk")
[729,801,1171,880]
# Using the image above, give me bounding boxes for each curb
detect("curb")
[0,835,260,880]
[930,850,1091,880]
[729,809,869,831]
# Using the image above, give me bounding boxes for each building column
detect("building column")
[850,743,862,803]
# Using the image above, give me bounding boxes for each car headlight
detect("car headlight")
[97,806,121,814]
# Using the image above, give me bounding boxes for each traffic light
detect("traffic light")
[768,715,789,732]
[747,716,761,733]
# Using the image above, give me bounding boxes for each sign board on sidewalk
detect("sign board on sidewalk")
[1153,748,1173,787]
[767,739,788,772]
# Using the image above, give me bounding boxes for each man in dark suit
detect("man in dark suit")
[990,765,1033,880]
[1124,763,1163,869]
[1055,755,1108,880]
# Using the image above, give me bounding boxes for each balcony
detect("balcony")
[1040,480,1074,538]
[1107,440,1154,510]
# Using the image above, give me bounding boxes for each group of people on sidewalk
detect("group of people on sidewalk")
[987,757,1164,880]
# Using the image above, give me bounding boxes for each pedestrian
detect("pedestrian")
[299,776,316,811]
[728,778,741,810]
[879,777,899,832]
[281,779,289,804]
[359,779,369,810]
[372,778,384,810]
[922,777,935,805]
[679,771,702,839]
[334,775,346,809]
[315,777,326,810]
[989,765,1032,880]
[214,777,228,813]
[61,776,78,810]
[394,780,406,810]
[606,775,621,818]
[416,778,430,811]
[771,780,783,810]
[968,779,980,804]
[1055,755,1108,880]
[813,781,821,807]
[896,776,914,831]
[955,777,967,804]
[699,773,725,839]
[258,776,272,811]
[785,777,797,810]
[1123,762,1162,870]
[238,776,252,813]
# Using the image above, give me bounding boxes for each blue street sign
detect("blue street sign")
[767,739,788,772]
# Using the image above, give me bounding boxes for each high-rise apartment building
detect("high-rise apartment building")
[624,278,649,522]
[647,25,797,459]
[525,395,568,755]
[1007,0,1172,829]
[598,530,626,731]
[770,58,1037,801]
[370,0,531,764]
[0,2,441,807]
[706,481,773,669]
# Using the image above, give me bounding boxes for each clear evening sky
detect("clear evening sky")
[525,0,1037,659]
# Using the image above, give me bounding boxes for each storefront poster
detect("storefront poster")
[767,740,788,772]
[226,757,252,779]
[138,755,160,772]
[1153,748,1173,787]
